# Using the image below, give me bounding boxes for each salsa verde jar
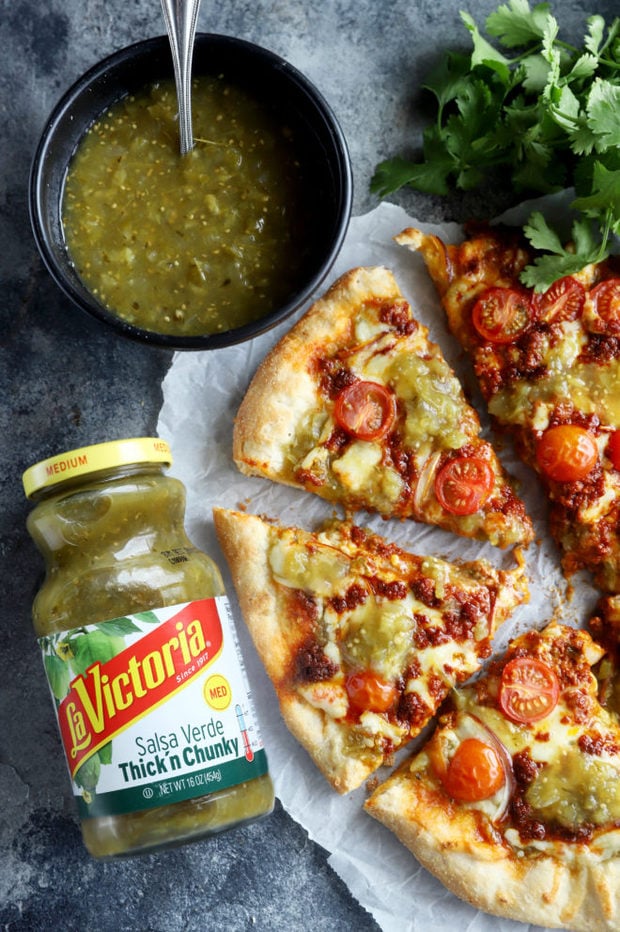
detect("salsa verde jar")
[22,437,274,859]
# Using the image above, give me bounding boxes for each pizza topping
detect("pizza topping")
[377,297,417,335]
[269,536,350,596]
[525,749,620,830]
[319,361,357,400]
[499,658,560,724]
[345,670,399,715]
[327,583,368,614]
[428,712,514,814]
[397,690,432,730]
[607,430,620,470]
[295,641,339,683]
[590,278,620,332]
[531,276,585,323]
[535,424,598,483]
[434,455,494,515]
[440,737,505,802]
[333,380,397,441]
[471,287,530,344]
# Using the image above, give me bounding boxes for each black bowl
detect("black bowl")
[29,34,353,350]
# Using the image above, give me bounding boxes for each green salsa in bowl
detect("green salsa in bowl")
[30,35,353,350]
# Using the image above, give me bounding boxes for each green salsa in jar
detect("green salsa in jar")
[61,77,311,337]
[23,437,274,859]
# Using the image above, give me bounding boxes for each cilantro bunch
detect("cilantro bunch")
[371,0,620,289]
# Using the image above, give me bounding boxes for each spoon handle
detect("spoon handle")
[160,0,201,155]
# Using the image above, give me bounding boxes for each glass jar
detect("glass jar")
[23,437,274,859]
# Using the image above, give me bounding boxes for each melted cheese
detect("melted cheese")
[490,347,620,429]
[298,681,348,718]
[332,441,385,491]
[269,535,351,596]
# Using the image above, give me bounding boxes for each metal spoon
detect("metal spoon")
[160,0,202,155]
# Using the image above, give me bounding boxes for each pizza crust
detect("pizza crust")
[365,766,620,931]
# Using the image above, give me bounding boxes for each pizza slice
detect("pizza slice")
[213,507,527,793]
[397,225,620,591]
[233,265,534,549]
[365,620,620,932]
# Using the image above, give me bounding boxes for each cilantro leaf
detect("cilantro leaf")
[586,79,620,150]
[461,12,511,82]
[520,52,552,93]
[422,51,471,111]
[485,0,555,47]
[585,15,606,56]
[520,213,602,289]
[522,210,564,253]
[572,162,620,226]
[370,156,451,198]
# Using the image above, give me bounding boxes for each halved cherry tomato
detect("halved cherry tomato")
[333,380,397,441]
[535,424,598,483]
[499,657,560,724]
[434,456,494,515]
[590,278,620,331]
[439,737,505,802]
[608,430,620,470]
[345,670,398,714]
[531,276,585,323]
[471,287,531,343]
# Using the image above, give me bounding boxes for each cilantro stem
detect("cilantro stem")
[595,209,614,264]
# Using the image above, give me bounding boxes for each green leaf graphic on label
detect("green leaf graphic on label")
[95,617,142,636]
[75,753,101,794]
[69,630,125,677]
[99,742,112,765]
[133,610,161,625]
[43,653,70,701]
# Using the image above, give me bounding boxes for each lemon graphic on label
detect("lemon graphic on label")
[204,674,231,710]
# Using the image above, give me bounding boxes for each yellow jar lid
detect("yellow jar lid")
[23,437,173,499]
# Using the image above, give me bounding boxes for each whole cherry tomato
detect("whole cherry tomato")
[439,737,505,802]
[535,424,598,483]
[345,670,398,714]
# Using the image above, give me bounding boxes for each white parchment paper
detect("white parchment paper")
[157,201,599,932]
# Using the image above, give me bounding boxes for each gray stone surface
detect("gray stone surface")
[1,1,615,929]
